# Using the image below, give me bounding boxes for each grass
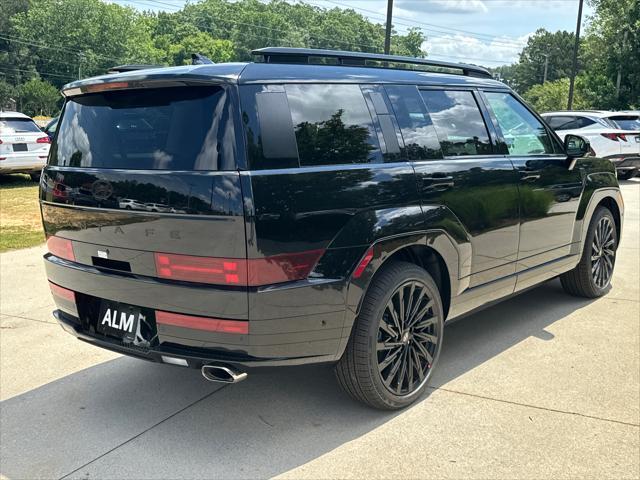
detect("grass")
[0,174,44,252]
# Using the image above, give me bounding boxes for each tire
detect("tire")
[29,173,41,182]
[560,206,618,298]
[335,261,444,410]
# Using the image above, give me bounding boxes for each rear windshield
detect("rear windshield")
[0,118,41,134]
[50,86,237,170]
[608,116,640,130]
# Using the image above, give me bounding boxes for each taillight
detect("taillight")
[601,133,628,142]
[154,249,324,286]
[156,310,248,334]
[36,136,51,144]
[247,249,325,286]
[47,236,75,261]
[49,282,76,303]
[155,253,246,285]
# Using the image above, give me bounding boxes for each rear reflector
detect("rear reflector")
[154,249,324,287]
[156,310,248,334]
[47,236,75,261]
[353,247,374,278]
[49,282,76,302]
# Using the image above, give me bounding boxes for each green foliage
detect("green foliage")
[0,80,17,108]
[523,78,583,112]
[513,28,577,92]
[18,78,60,116]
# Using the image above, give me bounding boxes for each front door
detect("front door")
[480,90,583,273]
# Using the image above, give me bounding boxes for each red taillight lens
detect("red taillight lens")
[37,136,51,144]
[49,281,76,302]
[154,249,325,286]
[156,310,248,334]
[47,236,75,261]
[353,247,374,279]
[155,253,246,285]
[601,133,627,141]
[247,249,325,286]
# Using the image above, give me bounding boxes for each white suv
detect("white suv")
[0,111,51,181]
[541,110,640,179]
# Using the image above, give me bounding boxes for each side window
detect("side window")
[420,90,492,157]
[285,84,381,166]
[575,116,596,129]
[548,116,577,130]
[385,85,442,161]
[484,92,554,155]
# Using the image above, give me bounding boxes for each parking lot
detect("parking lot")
[0,179,638,479]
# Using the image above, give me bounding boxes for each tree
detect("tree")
[513,28,577,93]
[523,77,589,112]
[18,78,61,116]
[0,80,18,109]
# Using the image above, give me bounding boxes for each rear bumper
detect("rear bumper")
[607,155,640,171]
[45,254,346,367]
[0,152,47,173]
[54,309,336,369]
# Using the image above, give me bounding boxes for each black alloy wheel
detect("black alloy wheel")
[590,215,616,289]
[336,261,444,410]
[377,280,440,396]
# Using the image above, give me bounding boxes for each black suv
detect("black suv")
[41,48,623,409]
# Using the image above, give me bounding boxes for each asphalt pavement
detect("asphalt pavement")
[1,179,638,479]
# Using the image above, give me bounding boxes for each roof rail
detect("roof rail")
[252,47,493,78]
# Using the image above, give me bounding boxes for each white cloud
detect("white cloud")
[397,0,488,15]
[424,32,532,66]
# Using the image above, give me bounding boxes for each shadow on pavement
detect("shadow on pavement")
[0,279,597,479]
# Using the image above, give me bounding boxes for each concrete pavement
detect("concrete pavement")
[1,180,638,479]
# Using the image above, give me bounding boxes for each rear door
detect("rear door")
[480,90,583,275]
[400,86,521,290]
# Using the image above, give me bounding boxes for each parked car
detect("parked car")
[42,48,623,410]
[145,202,171,213]
[541,110,640,179]
[0,111,51,180]
[118,198,146,210]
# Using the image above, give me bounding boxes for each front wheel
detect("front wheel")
[335,261,444,410]
[561,206,618,298]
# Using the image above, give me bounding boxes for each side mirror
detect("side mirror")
[564,134,590,158]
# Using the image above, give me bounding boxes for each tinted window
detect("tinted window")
[609,115,640,130]
[385,85,442,160]
[51,86,237,170]
[0,118,41,134]
[420,90,492,157]
[545,116,576,130]
[484,92,554,155]
[575,116,596,129]
[285,84,381,166]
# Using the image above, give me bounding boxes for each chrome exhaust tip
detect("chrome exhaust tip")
[201,364,248,384]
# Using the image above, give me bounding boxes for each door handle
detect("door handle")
[521,174,541,182]
[423,173,455,191]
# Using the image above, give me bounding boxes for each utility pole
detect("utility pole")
[384,0,394,55]
[543,54,549,84]
[616,30,628,99]
[567,0,584,109]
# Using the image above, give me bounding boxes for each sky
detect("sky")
[114,0,593,66]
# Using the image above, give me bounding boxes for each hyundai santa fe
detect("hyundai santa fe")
[41,48,623,409]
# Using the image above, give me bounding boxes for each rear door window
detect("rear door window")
[420,90,492,157]
[50,86,237,170]
[284,84,381,166]
[385,85,442,160]
[484,92,554,155]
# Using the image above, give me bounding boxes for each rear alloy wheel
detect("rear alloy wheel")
[335,261,444,410]
[561,206,618,298]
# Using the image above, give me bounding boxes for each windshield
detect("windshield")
[608,116,640,130]
[0,118,42,134]
[50,86,237,170]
